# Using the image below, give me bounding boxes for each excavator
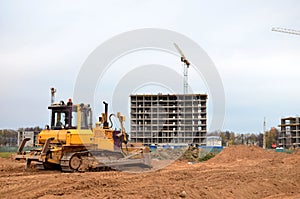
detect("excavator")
[15,95,151,172]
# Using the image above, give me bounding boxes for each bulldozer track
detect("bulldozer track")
[60,151,127,172]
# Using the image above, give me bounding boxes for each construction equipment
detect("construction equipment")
[272,27,300,36]
[174,43,190,94]
[15,92,151,172]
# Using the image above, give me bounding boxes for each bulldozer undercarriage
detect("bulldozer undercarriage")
[16,136,151,172]
[21,149,150,172]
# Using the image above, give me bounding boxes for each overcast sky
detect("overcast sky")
[1,0,300,133]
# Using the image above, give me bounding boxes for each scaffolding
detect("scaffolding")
[130,94,207,146]
[278,117,300,148]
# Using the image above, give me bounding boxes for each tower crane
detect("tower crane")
[174,43,190,94]
[272,27,300,36]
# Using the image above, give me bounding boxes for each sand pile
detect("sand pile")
[282,148,300,165]
[208,145,288,164]
[1,146,300,198]
[0,157,24,172]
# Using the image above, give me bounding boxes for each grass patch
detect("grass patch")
[0,152,15,158]
[199,152,216,162]
[283,149,294,154]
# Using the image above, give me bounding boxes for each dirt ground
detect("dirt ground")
[1,145,300,199]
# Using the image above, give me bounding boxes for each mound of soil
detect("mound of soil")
[207,145,289,164]
[292,148,300,155]
[151,147,217,163]
[150,148,186,160]
[282,148,300,165]
[0,157,25,172]
[1,146,300,199]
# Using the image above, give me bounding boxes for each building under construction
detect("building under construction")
[278,116,300,148]
[17,131,39,147]
[130,94,207,146]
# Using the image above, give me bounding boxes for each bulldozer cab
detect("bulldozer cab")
[49,100,92,130]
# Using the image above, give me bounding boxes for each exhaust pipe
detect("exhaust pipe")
[103,101,109,129]
[50,87,56,104]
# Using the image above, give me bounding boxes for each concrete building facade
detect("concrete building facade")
[278,116,300,148]
[17,131,39,147]
[206,136,222,147]
[130,94,207,146]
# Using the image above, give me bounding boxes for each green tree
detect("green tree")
[0,129,18,146]
[265,127,279,148]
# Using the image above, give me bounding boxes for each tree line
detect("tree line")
[0,129,18,146]
[208,127,280,149]
[0,126,280,148]
[0,127,42,146]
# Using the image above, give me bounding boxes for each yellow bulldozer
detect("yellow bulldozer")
[15,97,150,172]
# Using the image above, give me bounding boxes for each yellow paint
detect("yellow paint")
[38,129,94,146]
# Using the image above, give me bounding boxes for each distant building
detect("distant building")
[206,136,222,147]
[278,116,300,148]
[130,93,208,146]
[17,131,39,147]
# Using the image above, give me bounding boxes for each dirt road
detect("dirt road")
[1,145,300,199]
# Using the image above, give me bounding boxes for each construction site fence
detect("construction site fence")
[199,146,223,153]
[0,146,37,152]
[149,145,223,153]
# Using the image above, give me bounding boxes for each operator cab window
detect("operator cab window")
[72,108,78,129]
[53,111,68,129]
[80,107,92,129]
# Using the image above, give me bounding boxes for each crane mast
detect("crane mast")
[174,43,190,94]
